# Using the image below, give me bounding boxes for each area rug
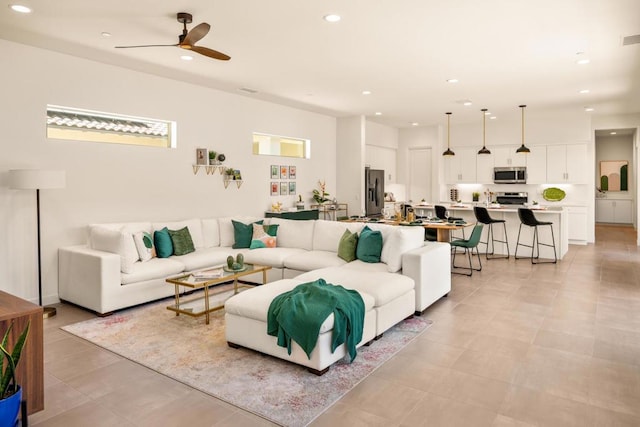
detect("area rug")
[62,291,432,426]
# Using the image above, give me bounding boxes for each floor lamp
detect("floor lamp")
[9,169,66,318]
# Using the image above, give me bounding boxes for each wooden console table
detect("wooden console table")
[0,291,44,414]
[311,203,349,221]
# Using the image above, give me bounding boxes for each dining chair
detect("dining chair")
[450,224,484,276]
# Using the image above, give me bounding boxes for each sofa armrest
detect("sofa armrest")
[58,245,122,314]
[402,242,451,313]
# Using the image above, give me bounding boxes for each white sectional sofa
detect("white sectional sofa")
[59,217,451,317]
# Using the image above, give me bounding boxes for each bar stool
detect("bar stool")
[515,208,557,264]
[450,224,484,276]
[435,205,464,239]
[473,206,509,259]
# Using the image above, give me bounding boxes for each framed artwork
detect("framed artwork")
[280,182,288,195]
[289,181,296,194]
[270,165,279,179]
[280,165,288,179]
[271,182,279,196]
[289,166,296,179]
[233,170,242,180]
[599,160,628,191]
[196,148,208,165]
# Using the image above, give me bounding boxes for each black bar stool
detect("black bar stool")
[473,206,509,259]
[515,208,557,264]
[435,205,464,239]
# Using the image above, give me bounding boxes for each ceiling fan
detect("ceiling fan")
[115,12,230,61]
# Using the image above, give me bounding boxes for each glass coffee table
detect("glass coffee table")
[165,263,271,324]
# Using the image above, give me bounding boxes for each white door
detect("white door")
[409,148,432,203]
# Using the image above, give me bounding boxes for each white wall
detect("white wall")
[0,39,336,303]
[336,116,365,214]
[365,121,399,183]
[398,125,441,201]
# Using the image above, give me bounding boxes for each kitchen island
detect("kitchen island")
[412,204,568,260]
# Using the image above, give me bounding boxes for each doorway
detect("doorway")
[408,147,432,203]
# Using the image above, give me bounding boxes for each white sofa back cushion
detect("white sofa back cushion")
[89,226,139,273]
[201,218,221,248]
[269,218,315,250]
[218,216,261,247]
[312,220,363,253]
[380,226,425,272]
[152,218,204,249]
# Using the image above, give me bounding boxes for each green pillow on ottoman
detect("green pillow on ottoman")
[154,227,173,258]
[356,225,383,263]
[338,229,358,262]
[168,227,195,256]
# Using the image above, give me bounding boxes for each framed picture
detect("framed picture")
[270,165,279,179]
[196,148,208,165]
[289,181,296,194]
[280,165,288,179]
[271,182,279,196]
[280,182,288,195]
[233,170,242,180]
[289,166,296,179]
[599,160,629,191]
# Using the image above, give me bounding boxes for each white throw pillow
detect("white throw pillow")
[381,227,425,273]
[90,226,139,273]
[133,231,156,262]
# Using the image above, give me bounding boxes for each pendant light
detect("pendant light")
[516,104,531,154]
[478,108,491,154]
[442,112,455,156]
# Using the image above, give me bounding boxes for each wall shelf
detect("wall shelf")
[223,179,243,189]
[192,162,226,175]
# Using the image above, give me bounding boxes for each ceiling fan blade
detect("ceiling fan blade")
[182,22,210,46]
[115,44,178,48]
[182,45,231,61]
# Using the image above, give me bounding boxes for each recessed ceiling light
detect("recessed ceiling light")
[9,4,32,13]
[576,59,590,65]
[101,32,112,37]
[323,14,341,23]
[579,89,590,94]
[484,111,491,115]
[463,101,472,106]
[180,55,193,61]
[411,122,419,126]
[610,131,617,135]
[490,116,497,120]
[362,90,371,95]
[584,107,594,112]
[375,112,382,116]
[446,79,459,83]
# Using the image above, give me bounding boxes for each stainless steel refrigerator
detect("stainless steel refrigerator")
[365,167,385,217]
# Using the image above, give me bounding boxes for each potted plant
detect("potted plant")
[312,180,330,204]
[224,168,235,180]
[0,321,30,427]
[472,192,480,202]
[208,151,217,165]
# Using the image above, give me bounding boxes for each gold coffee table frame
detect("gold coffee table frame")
[165,264,271,324]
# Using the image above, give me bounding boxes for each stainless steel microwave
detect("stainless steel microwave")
[493,167,527,184]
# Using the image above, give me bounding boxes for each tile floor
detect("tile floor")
[31,224,639,426]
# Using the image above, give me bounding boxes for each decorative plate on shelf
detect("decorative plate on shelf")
[542,187,566,202]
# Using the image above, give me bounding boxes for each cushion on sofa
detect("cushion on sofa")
[218,216,262,247]
[154,227,174,258]
[283,250,347,271]
[242,247,306,268]
[338,229,358,262]
[168,227,196,256]
[201,218,221,248]
[133,231,156,262]
[152,219,204,249]
[268,218,315,250]
[312,220,363,252]
[356,226,383,263]
[172,247,243,271]
[340,259,390,273]
[232,220,264,249]
[380,227,425,273]
[120,257,186,285]
[90,225,139,274]
[250,223,278,249]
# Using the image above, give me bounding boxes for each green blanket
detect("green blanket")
[267,279,365,362]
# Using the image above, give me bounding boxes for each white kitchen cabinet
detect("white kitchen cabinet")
[476,152,494,184]
[493,146,527,167]
[525,146,547,184]
[595,199,633,224]
[566,206,587,244]
[546,144,587,183]
[445,147,477,184]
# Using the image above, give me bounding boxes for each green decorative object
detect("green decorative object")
[236,253,244,267]
[226,256,234,269]
[621,164,628,191]
[542,187,566,202]
[600,175,609,191]
[1,321,30,399]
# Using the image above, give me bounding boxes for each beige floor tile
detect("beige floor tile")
[401,392,498,427]
[426,369,510,411]
[46,345,121,382]
[28,382,91,425]
[311,402,400,427]
[372,354,448,392]
[533,329,594,356]
[43,335,97,363]
[541,310,597,338]
[491,414,536,426]
[30,400,134,427]
[462,288,513,309]
[213,410,279,427]
[591,406,640,427]
[484,311,544,343]
[588,358,640,416]
[421,323,479,348]
[451,348,522,383]
[465,333,531,360]
[593,338,640,366]
[401,336,466,367]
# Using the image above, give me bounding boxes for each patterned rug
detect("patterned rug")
[62,290,432,426]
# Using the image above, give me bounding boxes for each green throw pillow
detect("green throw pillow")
[168,227,195,256]
[337,229,358,262]
[356,225,383,263]
[154,227,173,258]
[232,220,264,249]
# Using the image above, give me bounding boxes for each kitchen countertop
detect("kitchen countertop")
[411,203,565,213]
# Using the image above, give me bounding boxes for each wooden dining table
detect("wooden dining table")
[339,217,474,243]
